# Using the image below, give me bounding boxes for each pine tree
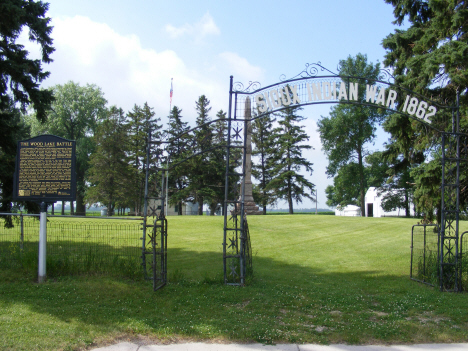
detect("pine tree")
[267,103,315,214]
[0,0,54,218]
[382,0,468,218]
[86,107,132,215]
[0,0,54,122]
[187,95,214,215]
[165,106,191,215]
[206,110,228,215]
[251,112,277,214]
[126,103,162,214]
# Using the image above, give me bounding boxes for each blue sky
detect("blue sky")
[25,0,404,209]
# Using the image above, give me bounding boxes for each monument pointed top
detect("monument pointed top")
[244,96,251,119]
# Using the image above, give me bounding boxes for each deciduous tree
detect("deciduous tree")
[33,82,107,215]
[318,53,385,215]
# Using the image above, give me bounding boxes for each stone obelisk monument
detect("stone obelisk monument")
[242,97,262,215]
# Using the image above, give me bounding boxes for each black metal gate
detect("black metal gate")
[142,130,167,291]
[410,224,439,286]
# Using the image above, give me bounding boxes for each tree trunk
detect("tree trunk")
[76,193,86,216]
[288,176,293,214]
[287,144,293,214]
[357,147,365,216]
[404,189,410,217]
[261,132,267,216]
[198,197,203,215]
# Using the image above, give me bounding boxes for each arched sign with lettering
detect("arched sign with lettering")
[231,63,455,132]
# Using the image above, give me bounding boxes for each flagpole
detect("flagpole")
[166,78,173,216]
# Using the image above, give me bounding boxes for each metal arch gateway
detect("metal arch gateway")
[140,63,465,291]
[225,63,466,291]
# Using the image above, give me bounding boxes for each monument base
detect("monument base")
[244,201,263,215]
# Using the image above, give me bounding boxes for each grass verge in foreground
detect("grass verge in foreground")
[0,215,467,350]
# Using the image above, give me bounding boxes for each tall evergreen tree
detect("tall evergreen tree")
[86,107,131,215]
[267,103,315,214]
[0,0,54,122]
[188,95,214,215]
[165,106,191,215]
[0,105,30,224]
[382,0,468,219]
[251,112,277,214]
[206,110,228,215]
[318,53,385,216]
[0,0,54,219]
[126,102,162,215]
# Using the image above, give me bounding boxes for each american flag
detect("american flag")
[170,78,173,106]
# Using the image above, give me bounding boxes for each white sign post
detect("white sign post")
[38,201,47,283]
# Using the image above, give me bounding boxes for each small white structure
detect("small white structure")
[334,205,361,216]
[146,200,199,216]
[166,201,199,216]
[365,187,414,217]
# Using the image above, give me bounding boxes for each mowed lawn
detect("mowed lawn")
[0,215,468,350]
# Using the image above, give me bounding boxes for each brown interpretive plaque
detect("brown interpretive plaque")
[13,135,76,202]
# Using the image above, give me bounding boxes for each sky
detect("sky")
[23,0,404,210]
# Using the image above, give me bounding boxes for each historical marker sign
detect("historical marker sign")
[13,135,76,202]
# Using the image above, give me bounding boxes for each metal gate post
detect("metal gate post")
[223,76,234,283]
[239,105,247,285]
[439,94,461,292]
[142,128,151,278]
[223,76,248,285]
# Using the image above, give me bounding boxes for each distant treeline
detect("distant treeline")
[267,208,334,215]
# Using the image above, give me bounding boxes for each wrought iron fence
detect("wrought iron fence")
[410,224,439,287]
[0,213,143,279]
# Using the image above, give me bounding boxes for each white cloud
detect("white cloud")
[24,15,227,123]
[17,15,264,128]
[165,12,220,40]
[218,52,265,84]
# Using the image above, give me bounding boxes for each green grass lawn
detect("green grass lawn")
[0,215,467,350]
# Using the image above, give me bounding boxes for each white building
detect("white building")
[365,187,414,217]
[144,200,199,216]
[334,205,361,216]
